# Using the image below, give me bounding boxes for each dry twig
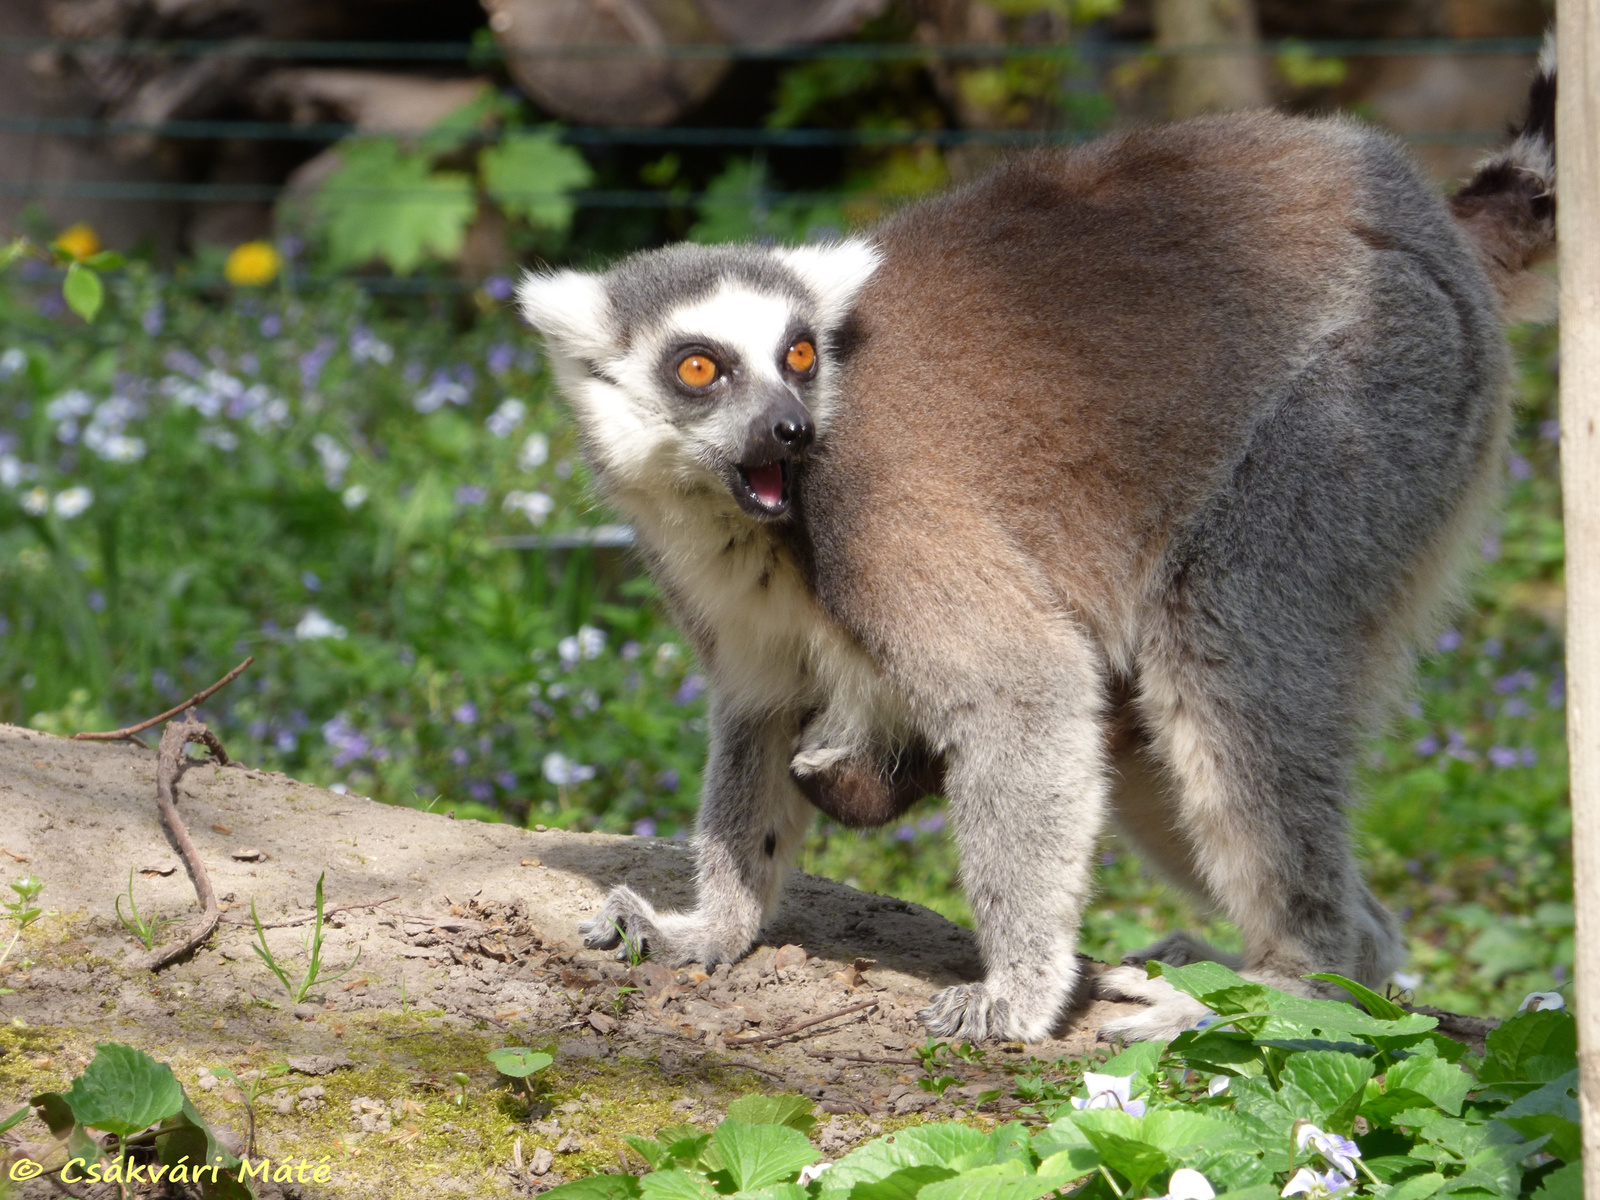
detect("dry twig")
[141,710,239,969]
[73,656,254,745]
[802,1048,923,1066]
[725,998,878,1045]
[223,895,399,929]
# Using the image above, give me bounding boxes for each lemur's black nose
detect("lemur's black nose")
[773,417,814,449]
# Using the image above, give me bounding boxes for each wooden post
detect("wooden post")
[1558,1,1600,1191]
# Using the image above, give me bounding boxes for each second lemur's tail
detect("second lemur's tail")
[1448,33,1556,322]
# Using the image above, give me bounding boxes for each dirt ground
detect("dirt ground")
[0,722,1152,1198]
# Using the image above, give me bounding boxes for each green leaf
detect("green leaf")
[625,1134,669,1169]
[1099,1040,1162,1095]
[62,263,104,322]
[638,1168,718,1200]
[0,1104,31,1135]
[1479,1010,1576,1084]
[155,1097,253,1200]
[0,237,27,270]
[62,1043,186,1137]
[846,1165,959,1200]
[1305,973,1409,1019]
[1377,1172,1446,1200]
[821,1125,993,1197]
[712,1121,819,1192]
[83,250,126,271]
[919,1173,1071,1200]
[486,1047,553,1078]
[1278,1050,1376,1132]
[1497,1069,1580,1160]
[1214,1187,1282,1200]
[987,1122,1033,1168]
[315,138,476,274]
[736,1185,809,1200]
[1066,1110,1170,1193]
[542,1175,645,1199]
[725,1093,817,1133]
[481,131,594,234]
[1528,1162,1582,1200]
[1384,1054,1472,1116]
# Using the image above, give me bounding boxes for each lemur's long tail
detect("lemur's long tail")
[1447,33,1556,322]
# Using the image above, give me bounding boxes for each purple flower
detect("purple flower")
[1480,533,1500,561]
[495,771,517,790]
[453,701,479,725]
[86,590,106,612]
[1482,638,1503,658]
[1548,676,1566,708]
[1503,697,1530,717]
[467,780,494,802]
[621,640,642,661]
[299,338,337,390]
[455,485,488,507]
[1488,745,1518,768]
[259,313,282,338]
[1520,746,1538,766]
[1507,452,1533,481]
[633,818,657,838]
[486,341,516,376]
[674,674,706,706]
[917,812,946,834]
[483,275,514,302]
[141,302,164,337]
[1444,729,1474,761]
[1413,736,1440,757]
[321,714,371,767]
[1540,418,1561,442]
[164,348,205,379]
[302,570,321,592]
[1404,858,1423,876]
[450,746,470,766]
[1495,667,1537,694]
[1435,628,1462,653]
[655,768,680,792]
[275,730,298,753]
[894,824,915,842]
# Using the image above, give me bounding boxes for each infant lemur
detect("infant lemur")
[519,54,1556,1042]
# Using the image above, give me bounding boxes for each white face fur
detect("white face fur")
[516,240,881,526]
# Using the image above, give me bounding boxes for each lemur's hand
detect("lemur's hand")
[579,885,748,970]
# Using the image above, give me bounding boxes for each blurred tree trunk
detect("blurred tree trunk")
[1151,0,1268,118]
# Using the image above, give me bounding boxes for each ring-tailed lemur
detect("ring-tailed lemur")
[518,51,1556,1042]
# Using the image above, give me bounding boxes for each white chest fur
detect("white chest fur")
[631,496,907,750]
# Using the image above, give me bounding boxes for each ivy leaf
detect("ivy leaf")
[725,1093,816,1134]
[61,1042,185,1137]
[316,138,476,274]
[63,263,104,322]
[481,131,594,234]
[711,1121,818,1192]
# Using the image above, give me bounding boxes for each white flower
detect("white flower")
[1296,1125,1361,1179]
[1391,971,1422,992]
[342,484,369,509]
[1165,1169,1216,1200]
[249,396,291,432]
[519,432,550,471]
[542,752,595,787]
[46,390,94,421]
[295,608,347,640]
[349,327,394,364]
[53,486,93,518]
[486,399,527,438]
[1207,1076,1231,1097]
[1519,991,1564,1012]
[797,1163,832,1187]
[503,490,555,526]
[413,378,468,413]
[577,624,606,660]
[0,455,24,488]
[1282,1168,1354,1198]
[0,347,25,377]
[1072,1073,1145,1117]
[558,636,580,668]
[20,486,49,515]
[311,433,351,489]
[199,426,239,452]
[93,434,147,463]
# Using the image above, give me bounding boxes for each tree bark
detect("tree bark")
[1151,0,1268,118]
[1557,1,1600,1191]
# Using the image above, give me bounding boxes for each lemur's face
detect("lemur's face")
[517,240,879,522]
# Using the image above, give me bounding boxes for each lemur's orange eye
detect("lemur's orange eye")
[677,354,717,387]
[786,340,816,373]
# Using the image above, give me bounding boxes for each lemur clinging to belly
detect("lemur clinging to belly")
[516,50,1556,1043]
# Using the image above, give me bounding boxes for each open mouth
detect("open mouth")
[732,460,791,518]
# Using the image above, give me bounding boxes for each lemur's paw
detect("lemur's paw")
[920,980,1061,1042]
[1094,966,1211,1042]
[578,886,659,959]
[1119,931,1241,970]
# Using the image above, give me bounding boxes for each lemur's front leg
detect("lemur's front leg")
[580,701,811,967]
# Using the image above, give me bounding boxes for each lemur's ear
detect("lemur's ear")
[517,269,613,360]
[777,238,882,327]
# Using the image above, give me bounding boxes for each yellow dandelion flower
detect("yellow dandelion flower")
[224,241,283,287]
[54,223,100,262]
